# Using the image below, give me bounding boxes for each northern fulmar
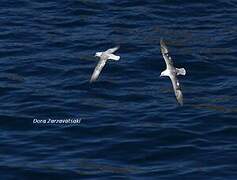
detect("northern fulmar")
[90,46,120,83]
[160,39,186,106]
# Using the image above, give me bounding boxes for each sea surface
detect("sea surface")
[0,0,237,179]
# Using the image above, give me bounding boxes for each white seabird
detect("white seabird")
[160,39,186,106]
[90,46,120,83]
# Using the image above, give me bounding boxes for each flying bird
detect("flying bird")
[160,39,186,106]
[90,46,120,83]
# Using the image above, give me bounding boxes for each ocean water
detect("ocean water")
[0,0,237,179]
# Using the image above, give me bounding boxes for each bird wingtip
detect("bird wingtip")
[160,38,164,43]
[90,77,96,83]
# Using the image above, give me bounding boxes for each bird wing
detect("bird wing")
[90,58,107,82]
[169,74,183,106]
[105,46,120,54]
[160,39,174,68]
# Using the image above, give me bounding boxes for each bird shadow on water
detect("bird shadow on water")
[159,87,237,113]
[6,159,140,176]
[192,104,237,113]
[0,73,24,83]
[190,95,237,113]
[80,55,96,62]
[0,73,25,91]
[76,159,140,175]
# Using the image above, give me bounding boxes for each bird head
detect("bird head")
[160,70,168,77]
[160,71,165,77]
[95,52,102,57]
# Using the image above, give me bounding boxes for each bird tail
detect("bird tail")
[176,68,186,76]
[109,54,120,61]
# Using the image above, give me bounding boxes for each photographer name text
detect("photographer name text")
[33,118,82,124]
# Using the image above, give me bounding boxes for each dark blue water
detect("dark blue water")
[0,0,237,179]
